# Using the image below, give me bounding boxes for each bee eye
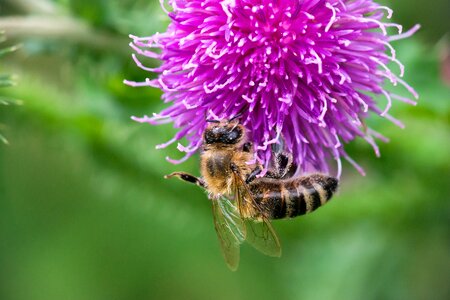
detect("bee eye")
[225,127,242,143]
[204,130,216,144]
[228,129,239,141]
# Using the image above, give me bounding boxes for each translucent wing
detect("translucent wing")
[231,166,282,257]
[244,218,281,257]
[211,197,246,271]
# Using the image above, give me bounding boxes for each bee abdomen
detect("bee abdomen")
[250,174,338,220]
[285,175,338,218]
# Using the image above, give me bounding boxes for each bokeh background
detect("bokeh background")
[0,0,449,299]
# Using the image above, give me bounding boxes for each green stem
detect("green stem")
[3,0,58,15]
[0,16,129,55]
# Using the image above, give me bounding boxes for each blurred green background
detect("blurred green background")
[0,0,449,299]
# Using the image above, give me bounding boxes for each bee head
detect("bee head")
[204,120,245,146]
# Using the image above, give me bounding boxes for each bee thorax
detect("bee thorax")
[200,149,254,197]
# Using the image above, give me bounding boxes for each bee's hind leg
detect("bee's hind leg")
[164,172,206,189]
[266,151,297,179]
[278,153,297,179]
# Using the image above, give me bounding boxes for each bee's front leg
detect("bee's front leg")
[164,172,206,189]
[230,162,261,184]
[245,166,262,184]
[242,142,252,152]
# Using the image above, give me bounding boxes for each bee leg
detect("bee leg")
[245,166,262,184]
[243,142,252,152]
[265,152,297,179]
[271,142,282,154]
[230,162,239,173]
[264,170,280,179]
[164,172,206,189]
[282,160,297,179]
[276,152,300,178]
[276,152,290,175]
[230,162,260,184]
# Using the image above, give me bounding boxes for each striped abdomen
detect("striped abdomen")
[249,174,338,219]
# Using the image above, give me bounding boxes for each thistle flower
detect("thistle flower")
[126,0,419,176]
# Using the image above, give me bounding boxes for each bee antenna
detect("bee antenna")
[229,113,242,122]
[206,119,220,123]
[229,105,248,123]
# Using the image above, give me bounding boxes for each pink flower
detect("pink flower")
[126,0,419,176]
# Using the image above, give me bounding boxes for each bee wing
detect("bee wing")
[211,197,245,271]
[244,218,281,257]
[231,168,282,258]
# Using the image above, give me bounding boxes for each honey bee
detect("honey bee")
[165,118,338,270]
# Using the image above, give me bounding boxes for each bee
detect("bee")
[165,118,338,270]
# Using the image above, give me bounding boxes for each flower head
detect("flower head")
[126,0,419,176]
